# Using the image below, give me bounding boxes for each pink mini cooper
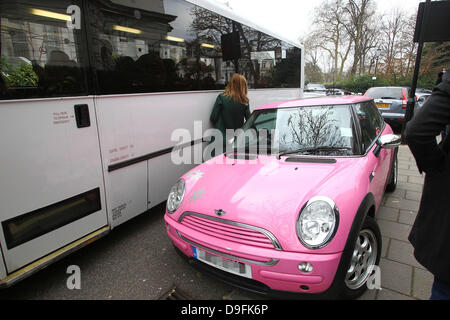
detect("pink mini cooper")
[164,96,400,299]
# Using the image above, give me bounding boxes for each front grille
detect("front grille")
[178,212,282,250]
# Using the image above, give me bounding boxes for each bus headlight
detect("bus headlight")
[167,179,185,214]
[296,196,339,249]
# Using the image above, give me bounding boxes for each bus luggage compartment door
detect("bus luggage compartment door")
[0,98,108,274]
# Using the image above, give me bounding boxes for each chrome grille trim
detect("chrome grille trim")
[178,212,283,250]
[176,230,279,267]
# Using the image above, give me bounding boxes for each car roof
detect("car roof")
[366,86,409,90]
[255,95,372,110]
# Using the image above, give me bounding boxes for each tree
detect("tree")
[341,0,376,76]
[0,56,38,87]
[304,61,324,84]
[420,41,450,87]
[378,8,417,81]
[400,13,418,77]
[307,0,352,81]
[357,17,378,75]
[303,0,420,87]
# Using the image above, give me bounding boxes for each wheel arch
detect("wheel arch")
[323,192,377,298]
[343,192,376,253]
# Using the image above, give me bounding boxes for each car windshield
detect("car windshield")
[365,87,404,100]
[233,105,355,156]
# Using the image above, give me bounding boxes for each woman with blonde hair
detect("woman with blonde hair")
[210,73,251,152]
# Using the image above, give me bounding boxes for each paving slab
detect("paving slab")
[379,258,413,296]
[377,206,400,222]
[397,181,423,192]
[387,239,425,270]
[376,288,415,300]
[408,175,425,185]
[412,268,434,300]
[383,197,420,211]
[398,210,417,226]
[405,191,422,201]
[377,219,412,242]
[381,236,390,258]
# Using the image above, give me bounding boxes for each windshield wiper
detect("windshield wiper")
[380,97,398,100]
[278,146,352,159]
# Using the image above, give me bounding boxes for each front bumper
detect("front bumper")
[164,213,343,296]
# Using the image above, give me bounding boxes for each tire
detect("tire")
[385,148,398,192]
[339,215,382,299]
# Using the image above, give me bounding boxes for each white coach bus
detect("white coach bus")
[0,0,304,287]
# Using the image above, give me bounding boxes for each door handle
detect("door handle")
[74,104,91,128]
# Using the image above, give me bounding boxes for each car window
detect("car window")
[355,102,383,152]
[365,87,403,100]
[368,100,384,129]
[251,111,277,131]
[235,105,355,156]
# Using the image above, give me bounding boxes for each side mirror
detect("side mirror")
[379,134,401,149]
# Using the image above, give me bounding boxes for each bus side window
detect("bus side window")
[87,0,231,95]
[86,0,301,95]
[0,0,88,100]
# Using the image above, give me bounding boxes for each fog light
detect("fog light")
[298,262,313,273]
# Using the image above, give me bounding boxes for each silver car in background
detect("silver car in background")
[364,86,415,131]
[305,83,326,92]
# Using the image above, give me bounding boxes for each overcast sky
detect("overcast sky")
[213,0,423,43]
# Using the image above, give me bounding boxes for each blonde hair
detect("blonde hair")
[223,73,249,106]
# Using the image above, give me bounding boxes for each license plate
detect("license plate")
[376,103,390,109]
[192,247,252,279]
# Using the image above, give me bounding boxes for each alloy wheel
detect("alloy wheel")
[344,229,378,290]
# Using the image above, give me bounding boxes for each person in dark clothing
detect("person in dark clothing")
[436,71,444,85]
[437,70,450,140]
[210,74,251,154]
[0,74,7,96]
[403,68,450,300]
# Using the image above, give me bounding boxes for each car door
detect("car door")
[354,102,391,208]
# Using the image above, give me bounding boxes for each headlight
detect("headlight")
[167,179,185,214]
[296,196,339,249]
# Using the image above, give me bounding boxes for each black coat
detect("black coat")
[404,70,450,283]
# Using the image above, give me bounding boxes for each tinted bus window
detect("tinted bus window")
[87,0,222,94]
[190,4,301,89]
[0,0,88,100]
[87,0,301,95]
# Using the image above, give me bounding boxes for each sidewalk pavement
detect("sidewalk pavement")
[359,144,433,300]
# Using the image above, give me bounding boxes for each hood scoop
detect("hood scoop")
[225,153,258,160]
[285,157,336,164]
